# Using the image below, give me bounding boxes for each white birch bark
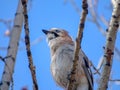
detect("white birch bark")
[0,0,23,90]
[98,0,120,90]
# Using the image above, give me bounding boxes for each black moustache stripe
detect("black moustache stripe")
[54,32,59,37]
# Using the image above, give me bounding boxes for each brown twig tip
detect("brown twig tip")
[82,0,88,14]
[21,0,28,5]
[82,1,88,8]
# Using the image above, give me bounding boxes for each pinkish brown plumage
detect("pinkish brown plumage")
[42,28,93,90]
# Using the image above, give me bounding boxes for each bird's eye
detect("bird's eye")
[55,30,60,33]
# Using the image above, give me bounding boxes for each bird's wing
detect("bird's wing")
[81,50,93,90]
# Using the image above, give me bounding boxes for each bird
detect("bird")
[42,28,93,90]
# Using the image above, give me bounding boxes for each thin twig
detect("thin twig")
[89,61,101,75]
[88,0,120,62]
[0,55,14,90]
[88,0,106,36]
[67,0,88,89]
[110,79,120,82]
[0,19,13,30]
[69,0,81,15]
[21,0,38,90]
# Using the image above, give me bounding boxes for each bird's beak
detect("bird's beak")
[42,29,50,35]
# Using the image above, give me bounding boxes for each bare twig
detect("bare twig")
[115,47,120,60]
[88,0,120,70]
[88,0,106,36]
[0,55,14,90]
[21,0,38,90]
[69,0,81,15]
[0,36,43,51]
[67,0,88,89]
[0,19,13,30]
[89,61,101,75]
[69,0,120,63]
[99,15,109,27]
[98,0,120,90]
[110,79,120,82]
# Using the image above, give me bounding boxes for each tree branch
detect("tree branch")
[21,0,38,90]
[0,0,24,89]
[67,0,88,89]
[98,0,120,90]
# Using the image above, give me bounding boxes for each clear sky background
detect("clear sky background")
[0,0,120,90]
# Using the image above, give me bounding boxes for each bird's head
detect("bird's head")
[42,28,73,48]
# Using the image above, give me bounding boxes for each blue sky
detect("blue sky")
[0,0,120,90]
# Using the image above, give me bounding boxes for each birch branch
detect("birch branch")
[21,0,38,90]
[98,0,120,90]
[67,0,88,89]
[0,0,23,90]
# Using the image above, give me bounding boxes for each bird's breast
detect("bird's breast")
[50,45,74,87]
